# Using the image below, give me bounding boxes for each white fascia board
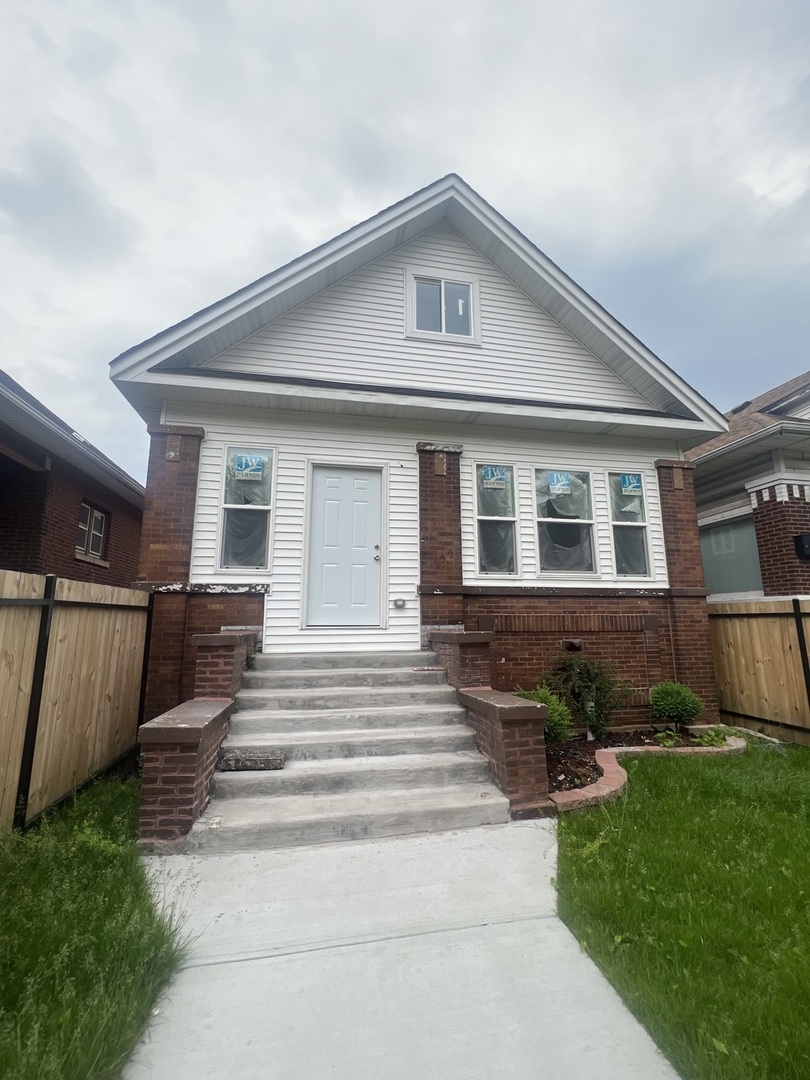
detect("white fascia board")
[134,369,716,438]
[692,422,810,466]
[451,187,727,433]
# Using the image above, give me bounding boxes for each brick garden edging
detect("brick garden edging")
[550,735,747,812]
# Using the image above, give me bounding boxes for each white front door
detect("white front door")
[306,465,383,626]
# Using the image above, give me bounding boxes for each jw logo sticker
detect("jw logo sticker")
[481,465,507,490]
[620,473,643,495]
[549,471,571,495]
[234,455,264,480]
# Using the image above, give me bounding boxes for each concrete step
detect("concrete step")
[235,684,458,712]
[211,751,491,799]
[229,703,470,735]
[224,726,478,761]
[254,650,433,672]
[185,783,511,853]
[241,666,447,690]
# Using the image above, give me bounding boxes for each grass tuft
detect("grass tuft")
[0,778,184,1080]
[557,741,810,1080]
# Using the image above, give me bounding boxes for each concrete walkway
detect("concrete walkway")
[125,822,680,1079]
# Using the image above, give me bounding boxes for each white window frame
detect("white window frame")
[218,445,276,572]
[75,501,109,565]
[607,471,652,579]
[473,461,520,576]
[404,266,481,345]
[534,468,598,577]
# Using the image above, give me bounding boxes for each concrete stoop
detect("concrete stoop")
[187,651,509,853]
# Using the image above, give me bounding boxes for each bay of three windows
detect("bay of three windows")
[476,464,649,578]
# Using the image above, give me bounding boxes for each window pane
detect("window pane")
[415,279,441,332]
[478,520,516,573]
[222,509,269,568]
[476,464,515,517]
[538,522,594,572]
[224,448,272,505]
[609,473,645,523]
[444,281,471,336]
[536,470,591,520]
[89,511,106,557]
[76,504,90,551]
[614,526,648,576]
[700,518,762,594]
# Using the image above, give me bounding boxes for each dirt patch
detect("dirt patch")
[547,728,664,792]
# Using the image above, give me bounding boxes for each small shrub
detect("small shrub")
[515,685,573,742]
[655,728,682,748]
[544,655,633,742]
[693,726,726,748]
[650,681,704,726]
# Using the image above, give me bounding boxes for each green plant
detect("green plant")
[650,681,704,726]
[544,655,633,741]
[515,684,573,742]
[655,728,682,748]
[693,726,726,748]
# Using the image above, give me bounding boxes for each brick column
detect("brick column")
[417,442,464,631]
[138,425,205,721]
[138,699,233,850]
[428,630,494,688]
[656,459,719,721]
[751,483,810,595]
[193,631,256,698]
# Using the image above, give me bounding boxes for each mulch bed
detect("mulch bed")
[547,728,664,792]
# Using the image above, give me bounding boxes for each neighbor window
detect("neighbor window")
[536,470,594,572]
[476,464,516,573]
[220,447,273,569]
[700,518,762,594]
[76,503,108,559]
[608,472,649,576]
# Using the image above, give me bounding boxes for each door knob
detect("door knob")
[373,554,381,561]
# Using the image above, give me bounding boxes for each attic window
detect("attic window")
[405,268,480,344]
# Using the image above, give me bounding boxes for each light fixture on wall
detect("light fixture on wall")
[393,597,406,609]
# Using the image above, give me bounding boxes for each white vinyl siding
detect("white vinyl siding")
[166,405,674,651]
[172,406,421,652]
[201,224,651,412]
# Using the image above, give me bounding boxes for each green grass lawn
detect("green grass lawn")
[557,739,810,1080]
[0,778,184,1080]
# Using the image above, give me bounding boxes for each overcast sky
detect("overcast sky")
[1,0,809,483]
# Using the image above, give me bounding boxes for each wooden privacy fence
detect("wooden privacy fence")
[0,570,150,831]
[708,598,810,741]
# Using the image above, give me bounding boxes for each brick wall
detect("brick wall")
[0,451,142,587]
[417,444,464,629]
[138,425,205,583]
[752,485,810,595]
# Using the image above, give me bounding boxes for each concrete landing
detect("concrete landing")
[125,822,680,1080]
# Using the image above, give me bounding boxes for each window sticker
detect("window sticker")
[481,464,507,490]
[620,473,642,495]
[549,471,571,495]
[234,454,264,480]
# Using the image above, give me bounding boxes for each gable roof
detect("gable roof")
[0,369,144,507]
[110,174,726,443]
[686,368,810,470]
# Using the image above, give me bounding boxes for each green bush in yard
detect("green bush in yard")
[515,684,573,742]
[650,681,704,725]
[544,655,633,741]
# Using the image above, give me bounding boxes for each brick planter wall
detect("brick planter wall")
[428,630,494,688]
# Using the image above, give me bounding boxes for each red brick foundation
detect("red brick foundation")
[428,630,494,688]
[193,632,255,698]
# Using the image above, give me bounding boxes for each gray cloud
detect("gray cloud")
[0,138,141,265]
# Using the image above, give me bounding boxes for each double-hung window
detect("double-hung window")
[608,472,649,576]
[76,503,108,559]
[535,470,595,572]
[476,464,517,573]
[220,447,273,569]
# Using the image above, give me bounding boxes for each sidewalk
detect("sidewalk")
[124,821,680,1079]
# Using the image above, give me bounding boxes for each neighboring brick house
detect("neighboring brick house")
[686,370,810,598]
[110,175,727,724]
[0,369,144,587]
